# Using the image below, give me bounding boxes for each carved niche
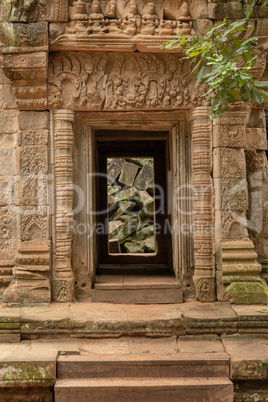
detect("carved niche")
[48,52,206,111]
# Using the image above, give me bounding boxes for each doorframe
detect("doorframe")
[71,110,197,298]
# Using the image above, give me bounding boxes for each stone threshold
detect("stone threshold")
[0,302,268,341]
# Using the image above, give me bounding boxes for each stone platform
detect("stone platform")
[0,334,267,400]
[0,302,267,400]
[1,301,268,340]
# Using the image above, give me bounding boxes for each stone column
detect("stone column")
[52,109,75,302]
[213,105,268,304]
[192,106,215,301]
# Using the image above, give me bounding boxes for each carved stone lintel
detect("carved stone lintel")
[3,240,51,305]
[53,109,75,303]
[191,106,215,302]
[48,52,200,112]
[1,52,48,110]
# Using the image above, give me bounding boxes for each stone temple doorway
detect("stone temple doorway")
[72,112,195,303]
[93,131,181,303]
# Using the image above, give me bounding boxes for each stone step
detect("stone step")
[92,274,183,303]
[54,377,233,402]
[57,353,229,379]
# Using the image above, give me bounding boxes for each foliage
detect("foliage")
[162,0,268,118]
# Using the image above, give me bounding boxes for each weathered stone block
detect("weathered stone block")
[225,282,268,304]
[221,178,248,213]
[0,0,48,23]
[18,111,49,130]
[19,146,48,175]
[118,162,139,187]
[14,176,47,207]
[0,21,48,49]
[0,177,14,206]
[220,148,246,179]
[110,201,136,221]
[213,124,245,148]
[134,164,154,190]
[21,130,48,146]
[0,207,19,240]
[0,148,17,177]
[0,84,17,110]
[20,207,49,241]
[0,110,18,134]
[246,128,267,151]
[208,2,245,19]
[3,240,51,305]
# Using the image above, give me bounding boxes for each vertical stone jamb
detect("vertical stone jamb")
[214,105,268,304]
[52,109,75,302]
[192,106,215,301]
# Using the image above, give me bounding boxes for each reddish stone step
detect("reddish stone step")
[57,353,230,379]
[92,275,183,303]
[54,377,233,402]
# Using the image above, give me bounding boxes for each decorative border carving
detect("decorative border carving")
[53,109,75,302]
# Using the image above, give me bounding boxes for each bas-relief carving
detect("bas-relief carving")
[48,52,107,109]
[20,208,49,241]
[50,0,194,49]
[48,52,207,111]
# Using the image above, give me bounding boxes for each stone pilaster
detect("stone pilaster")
[53,109,75,302]
[192,106,215,302]
[213,105,268,304]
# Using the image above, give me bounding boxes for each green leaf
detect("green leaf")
[250,86,264,103]
[255,81,268,88]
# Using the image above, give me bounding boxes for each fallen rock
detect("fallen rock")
[107,160,123,184]
[135,164,154,190]
[144,236,156,252]
[118,162,140,187]
[109,216,139,243]
[124,241,146,254]
[110,201,136,221]
[108,220,122,233]
[109,239,120,253]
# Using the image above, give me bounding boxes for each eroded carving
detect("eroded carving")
[49,52,200,111]
[3,240,51,304]
[1,52,48,110]
[48,52,107,109]
[0,0,45,22]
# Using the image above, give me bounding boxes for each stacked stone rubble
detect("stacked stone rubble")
[107,157,155,254]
